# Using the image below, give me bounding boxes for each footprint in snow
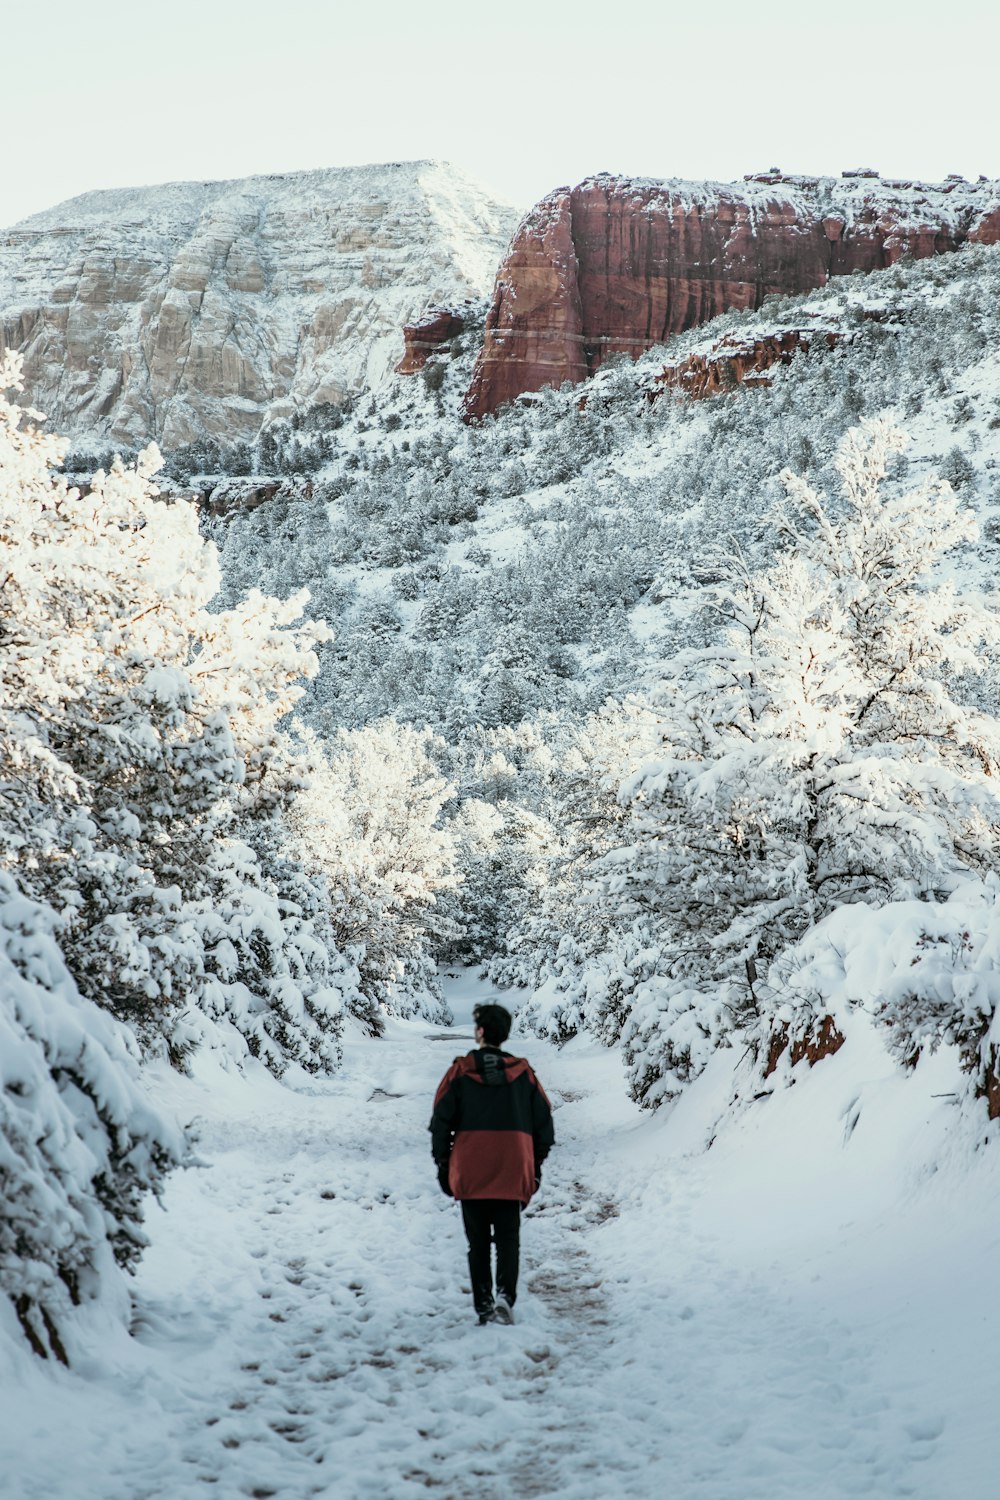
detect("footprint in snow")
[905,1415,945,1443]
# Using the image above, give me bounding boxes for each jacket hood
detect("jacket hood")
[451,1048,534,1088]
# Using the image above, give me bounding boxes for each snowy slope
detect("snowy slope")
[0,162,517,447]
[203,239,1000,745]
[2,971,996,1499]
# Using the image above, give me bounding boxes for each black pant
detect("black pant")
[460,1199,521,1316]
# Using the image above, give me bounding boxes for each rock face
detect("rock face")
[653,325,842,400]
[979,1047,1000,1120]
[0,162,516,447]
[396,308,465,374]
[464,171,1000,419]
[764,1015,846,1077]
[464,188,589,407]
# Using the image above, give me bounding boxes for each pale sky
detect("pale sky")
[3,0,997,228]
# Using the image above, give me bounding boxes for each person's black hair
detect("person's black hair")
[473,1003,512,1047]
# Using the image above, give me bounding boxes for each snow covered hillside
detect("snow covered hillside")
[0,161,516,448]
[195,243,1000,1028]
[3,974,996,1499]
[204,240,1000,741]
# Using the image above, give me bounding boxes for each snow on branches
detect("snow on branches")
[756,878,1000,1115]
[0,876,183,1364]
[0,353,371,1355]
[292,722,459,1024]
[526,419,1000,1107]
[0,351,352,1073]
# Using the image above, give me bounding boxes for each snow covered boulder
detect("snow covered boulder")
[0,879,184,1363]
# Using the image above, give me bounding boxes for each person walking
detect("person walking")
[430,1002,555,1325]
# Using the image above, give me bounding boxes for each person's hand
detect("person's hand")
[437,1161,452,1197]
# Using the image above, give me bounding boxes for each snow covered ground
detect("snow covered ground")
[2,972,998,1500]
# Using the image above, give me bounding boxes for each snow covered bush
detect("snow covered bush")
[572,420,1000,1105]
[749,879,1000,1118]
[438,721,565,970]
[0,877,183,1362]
[487,706,652,1038]
[0,351,347,1072]
[291,722,459,1023]
[160,838,355,1076]
[873,881,1000,1111]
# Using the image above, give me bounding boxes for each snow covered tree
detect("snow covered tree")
[494,704,654,1041]
[443,795,553,967]
[291,722,459,1023]
[0,876,183,1362]
[0,351,350,1072]
[437,721,564,970]
[597,419,1000,1106]
[475,623,552,728]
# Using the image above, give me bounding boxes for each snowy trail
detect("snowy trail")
[125,1024,641,1500]
[2,991,986,1499]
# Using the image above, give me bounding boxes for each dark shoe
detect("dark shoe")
[476,1304,495,1325]
[492,1293,514,1325]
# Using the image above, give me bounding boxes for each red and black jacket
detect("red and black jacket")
[430,1047,555,1203]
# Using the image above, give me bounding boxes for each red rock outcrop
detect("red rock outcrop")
[764,1015,846,1078]
[965,1041,1000,1120]
[653,326,842,400]
[464,171,1000,419]
[396,308,465,374]
[464,189,588,411]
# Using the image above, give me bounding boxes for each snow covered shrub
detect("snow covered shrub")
[0,351,345,1071]
[873,880,1000,1114]
[745,880,1000,1116]
[435,794,554,969]
[622,976,741,1110]
[0,877,183,1362]
[521,923,669,1051]
[291,722,459,1023]
[603,420,1000,1105]
[739,927,855,1094]
[439,721,564,969]
[173,838,354,1076]
[436,796,507,962]
[492,706,651,1038]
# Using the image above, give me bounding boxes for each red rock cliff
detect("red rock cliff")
[463,171,1000,419]
[396,308,465,374]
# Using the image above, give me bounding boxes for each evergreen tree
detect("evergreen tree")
[291,722,459,1023]
[577,420,1000,1105]
[0,352,351,1073]
[0,878,183,1362]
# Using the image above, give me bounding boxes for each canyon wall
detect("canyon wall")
[0,162,516,448]
[463,171,1000,419]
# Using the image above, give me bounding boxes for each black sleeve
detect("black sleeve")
[531,1079,555,1165]
[429,1076,460,1166]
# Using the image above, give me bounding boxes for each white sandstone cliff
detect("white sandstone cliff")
[0,161,516,448]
